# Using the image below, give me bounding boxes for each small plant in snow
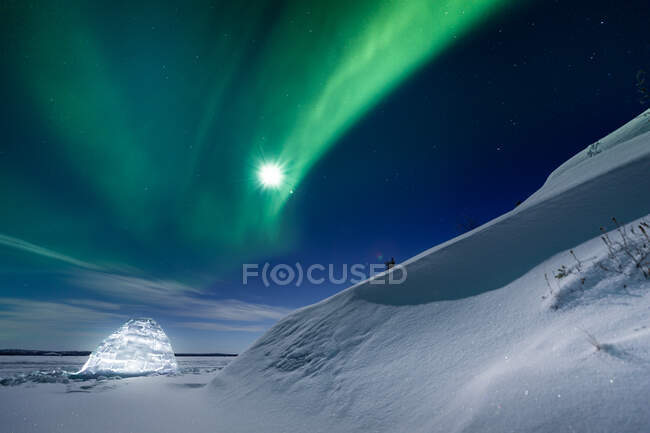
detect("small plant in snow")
[569,249,583,272]
[578,327,602,351]
[542,273,557,304]
[587,141,602,157]
[598,218,650,279]
[544,218,650,309]
[554,265,571,279]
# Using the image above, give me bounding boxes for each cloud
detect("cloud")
[173,299,290,322]
[72,270,290,322]
[0,233,103,270]
[0,298,126,325]
[72,270,204,299]
[176,322,269,332]
[0,233,205,303]
[0,234,292,344]
[66,299,122,310]
[0,298,128,346]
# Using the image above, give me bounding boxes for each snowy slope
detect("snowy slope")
[205,109,650,432]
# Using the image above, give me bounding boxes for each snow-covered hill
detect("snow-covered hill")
[206,109,650,432]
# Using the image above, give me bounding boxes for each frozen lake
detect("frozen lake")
[0,355,233,386]
[0,354,235,432]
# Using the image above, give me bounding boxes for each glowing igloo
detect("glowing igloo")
[79,318,178,376]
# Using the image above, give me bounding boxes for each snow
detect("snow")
[545,109,650,186]
[78,318,178,376]
[0,109,649,432]
[205,217,650,432]
[0,358,230,432]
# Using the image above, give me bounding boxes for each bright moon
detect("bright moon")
[258,163,284,188]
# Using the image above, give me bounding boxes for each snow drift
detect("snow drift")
[207,109,650,433]
[78,318,178,376]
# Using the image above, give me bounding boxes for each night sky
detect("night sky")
[1,0,648,352]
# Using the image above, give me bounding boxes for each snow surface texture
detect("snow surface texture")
[78,318,178,376]
[0,110,649,433]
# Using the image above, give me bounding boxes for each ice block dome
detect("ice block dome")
[79,318,178,376]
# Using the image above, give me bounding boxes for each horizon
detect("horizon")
[0,348,238,356]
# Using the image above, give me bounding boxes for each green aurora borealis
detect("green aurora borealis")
[2,0,511,277]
